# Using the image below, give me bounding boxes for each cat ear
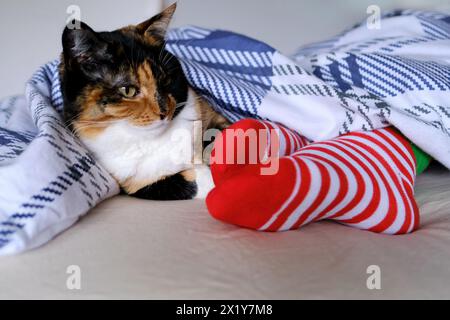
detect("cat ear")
[62,21,108,65]
[135,3,177,45]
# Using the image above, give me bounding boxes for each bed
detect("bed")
[1,163,449,299]
[1,0,450,300]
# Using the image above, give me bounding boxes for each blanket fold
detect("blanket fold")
[0,61,119,255]
[0,10,449,255]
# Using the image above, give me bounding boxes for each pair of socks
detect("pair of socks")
[206,119,419,234]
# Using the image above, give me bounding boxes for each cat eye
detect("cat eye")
[118,86,138,98]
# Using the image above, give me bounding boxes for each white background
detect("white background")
[0,0,162,98]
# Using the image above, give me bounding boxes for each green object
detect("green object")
[411,143,432,175]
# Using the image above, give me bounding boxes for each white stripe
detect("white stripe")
[227,50,242,66]
[202,48,218,64]
[211,48,226,64]
[379,129,416,174]
[342,134,412,230]
[297,157,340,226]
[367,130,414,185]
[251,75,263,85]
[399,174,416,233]
[224,74,260,108]
[261,76,271,86]
[322,140,386,226]
[193,46,209,63]
[251,51,266,67]
[278,159,321,231]
[219,49,234,65]
[283,125,295,154]
[371,55,431,91]
[357,56,409,93]
[281,156,340,230]
[196,64,231,106]
[268,122,286,157]
[258,157,301,231]
[244,51,259,68]
[294,146,358,219]
[178,45,194,60]
[290,131,300,150]
[339,137,406,234]
[260,52,273,67]
[235,51,250,67]
[186,46,202,61]
[166,44,184,59]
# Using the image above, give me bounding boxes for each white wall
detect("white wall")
[0,0,162,98]
[168,0,450,53]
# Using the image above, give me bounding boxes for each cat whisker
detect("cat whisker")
[75,119,126,125]
[158,40,168,63]
[162,53,176,68]
[70,120,126,136]
[164,65,182,75]
[161,37,198,67]
[174,95,205,109]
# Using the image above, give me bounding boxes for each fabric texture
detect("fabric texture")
[0,62,119,256]
[165,10,450,168]
[0,9,449,255]
[207,119,419,234]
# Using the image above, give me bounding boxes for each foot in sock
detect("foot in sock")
[210,118,309,184]
[206,119,419,234]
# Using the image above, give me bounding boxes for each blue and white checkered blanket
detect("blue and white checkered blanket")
[1,10,449,255]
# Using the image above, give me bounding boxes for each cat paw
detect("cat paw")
[129,173,198,200]
[194,165,215,199]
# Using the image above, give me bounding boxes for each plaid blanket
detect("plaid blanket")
[1,10,449,255]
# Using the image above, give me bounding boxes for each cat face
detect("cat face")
[60,4,188,138]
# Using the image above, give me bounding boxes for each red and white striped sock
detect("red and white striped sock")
[207,119,419,234]
[210,118,310,184]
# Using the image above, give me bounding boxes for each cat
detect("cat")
[59,4,229,200]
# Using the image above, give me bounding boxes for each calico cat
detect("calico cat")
[60,4,229,200]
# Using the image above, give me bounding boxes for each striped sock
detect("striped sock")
[210,118,309,184]
[207,119,419,234]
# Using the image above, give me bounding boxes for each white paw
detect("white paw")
[194,165,215,199]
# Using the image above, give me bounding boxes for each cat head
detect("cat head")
[60,4,188,138]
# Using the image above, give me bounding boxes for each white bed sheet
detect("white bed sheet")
[0,164,449,299]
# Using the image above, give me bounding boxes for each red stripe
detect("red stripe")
[286,157,331,229]
[400,178,419,231]
[311,141,376,221]
[291,131,299,151]
[262,121,276,157]
[338,138,401,233]
[375,129,415,175]
[294,130,304,150]
[301,136,309,148]
[395,178,413,234]
[266,158,312,231]
[295,152,348,225]
[291,129,299,152]
[279,124,292,155]
[350,131,414,185]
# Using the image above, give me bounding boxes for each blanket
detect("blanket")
[0,10,449,255]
